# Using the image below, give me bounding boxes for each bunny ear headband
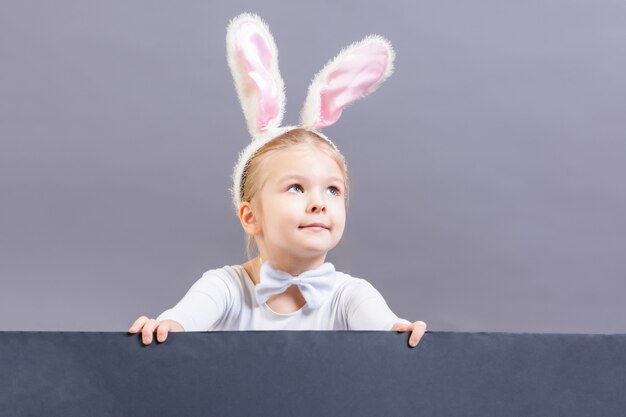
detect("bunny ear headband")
[227,13,395,211]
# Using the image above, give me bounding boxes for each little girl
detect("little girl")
[129,13,426,348]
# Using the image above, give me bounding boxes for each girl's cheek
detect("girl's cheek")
[331,198,346,212]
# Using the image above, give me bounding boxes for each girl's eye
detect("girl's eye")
[287,184,341,196]
[327,186,341,196]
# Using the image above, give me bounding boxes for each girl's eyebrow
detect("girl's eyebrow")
[279,174,344,184]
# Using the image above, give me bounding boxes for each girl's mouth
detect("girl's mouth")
[299,223,329,231]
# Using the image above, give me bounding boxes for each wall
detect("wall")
[1,1,625,332]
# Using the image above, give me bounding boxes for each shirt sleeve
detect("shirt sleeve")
[156,269,234,331]
[344,279,412,331]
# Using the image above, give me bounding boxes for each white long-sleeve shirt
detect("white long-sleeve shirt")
[156,265,411,331]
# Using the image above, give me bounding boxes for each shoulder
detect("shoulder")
[199,264,245,282]
[333,270,382,300]
[188,265,247,298]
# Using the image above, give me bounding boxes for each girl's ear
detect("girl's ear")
[300,35,395,130]
[226,13,286,139]
[238,201,262,236]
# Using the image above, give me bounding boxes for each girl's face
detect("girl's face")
[254,145,346,263]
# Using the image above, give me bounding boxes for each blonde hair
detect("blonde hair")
[239,128,350,259]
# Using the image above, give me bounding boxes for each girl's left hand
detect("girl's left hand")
[391,320,427,348]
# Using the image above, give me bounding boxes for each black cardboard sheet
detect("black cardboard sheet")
[1,331,625,416]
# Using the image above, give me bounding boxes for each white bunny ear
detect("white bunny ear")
[226,13,285,139]
[300,35,395,130]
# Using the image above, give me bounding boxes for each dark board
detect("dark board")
[1,331,625,416]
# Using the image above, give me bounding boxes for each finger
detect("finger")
[156,323,169,343]
[141,319,158,345]
[391,323,410,332]
[128,316,149,333]
[408,329,425,347]
[409,321,427,348]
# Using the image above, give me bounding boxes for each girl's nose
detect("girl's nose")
[308,195,327,213]
[310,204,326,213]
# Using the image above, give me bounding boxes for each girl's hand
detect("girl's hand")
[128,316,184,346]
[391,320,427,348]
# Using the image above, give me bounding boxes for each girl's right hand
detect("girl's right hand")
[128,316,184,345]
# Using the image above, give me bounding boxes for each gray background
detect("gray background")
[1,1,625,333]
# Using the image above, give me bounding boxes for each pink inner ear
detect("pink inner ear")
[236,23,279,131]
[315,42,389,129]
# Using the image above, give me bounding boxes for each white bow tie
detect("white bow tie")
[255,261,336,309]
